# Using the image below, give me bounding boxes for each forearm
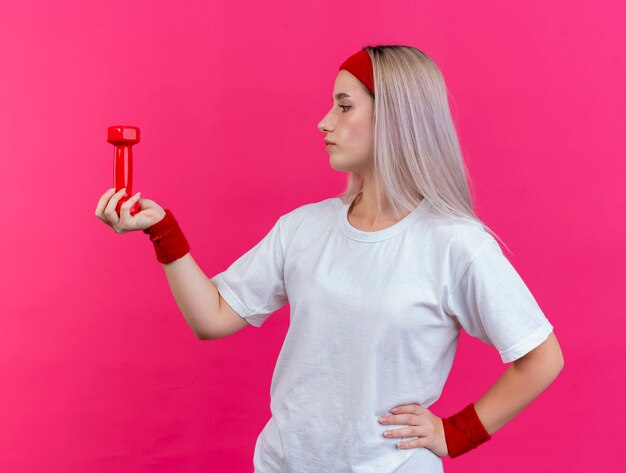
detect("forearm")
[473,337,564,435]
[162,252,220,339]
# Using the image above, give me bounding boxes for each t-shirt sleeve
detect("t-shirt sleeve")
[208,216,288,328]
[444,238,554,363]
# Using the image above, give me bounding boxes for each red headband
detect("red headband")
[339,49,374,96]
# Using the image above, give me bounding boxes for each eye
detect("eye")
[338,105,351,112]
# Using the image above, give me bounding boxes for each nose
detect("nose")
[318,110,333,134]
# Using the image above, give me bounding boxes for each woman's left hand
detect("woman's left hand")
[378,403,449,457]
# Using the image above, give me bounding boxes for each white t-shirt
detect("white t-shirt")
[209,196,554,473]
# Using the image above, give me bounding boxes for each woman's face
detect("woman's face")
[318,70,374,175]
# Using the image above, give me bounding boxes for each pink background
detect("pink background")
[0,0,623,471]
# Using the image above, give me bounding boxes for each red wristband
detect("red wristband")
[442,403,492,458]
[142,208,190,264]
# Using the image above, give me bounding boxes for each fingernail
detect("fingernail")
[135,192,141,198]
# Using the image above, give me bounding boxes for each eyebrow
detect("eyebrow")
[332,92,352,101]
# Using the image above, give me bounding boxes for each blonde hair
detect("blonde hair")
[337,44,512,255]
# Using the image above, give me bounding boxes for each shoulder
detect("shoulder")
[272,197,342,249]
[279,197,341,228]
[422,209,500,266]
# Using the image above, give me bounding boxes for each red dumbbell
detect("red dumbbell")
[106,125,140,216]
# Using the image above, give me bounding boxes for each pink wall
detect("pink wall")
[0,0,623,471]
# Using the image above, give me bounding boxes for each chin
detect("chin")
[329,157,364,175]
[328,156,350,173]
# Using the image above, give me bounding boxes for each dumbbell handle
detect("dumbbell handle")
[113,143,138,215]
[107,126,140,216]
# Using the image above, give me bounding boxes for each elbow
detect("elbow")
[550,338,565,374]
[546,349,565,381]
[520,332,565,375]
[556,350,565,373]
[546,347,565,378]
[514,341,565,378]
[197,329,222,341]
[196,330,210,341]
[550,356,564,386]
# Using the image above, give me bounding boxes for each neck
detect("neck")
[348,178,411,228]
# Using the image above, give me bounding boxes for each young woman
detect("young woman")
[95,45,564,473]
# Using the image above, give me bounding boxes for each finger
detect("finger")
[383,424,416,439]
[390,404,425,415]
[103,187,127,224]
[94,187,116,220]
[120,191,141,223]
[135,196,157,210]
[396,436,426,449]
[380,413,422,426]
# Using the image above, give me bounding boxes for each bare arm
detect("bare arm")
[473,332,565,435]
[161,252,250,340]
[93,189,248,340]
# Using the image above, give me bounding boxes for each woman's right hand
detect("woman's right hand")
[95,187,166,234]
